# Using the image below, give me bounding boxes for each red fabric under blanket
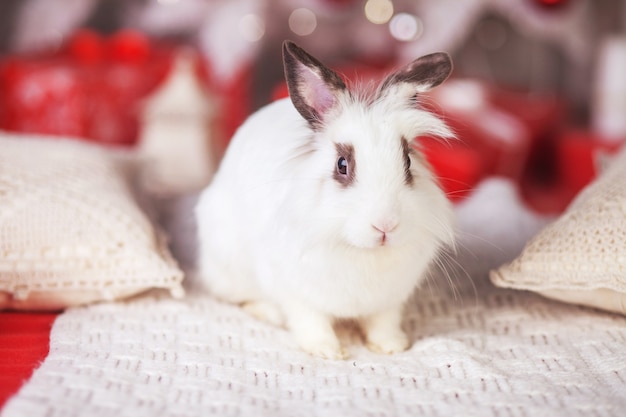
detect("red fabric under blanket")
[0,313,57,409]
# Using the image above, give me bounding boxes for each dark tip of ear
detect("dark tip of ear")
[379,52,453,93]
[283,40,298,56]
[281,40,347,130]
[282,40,298,82]
[282,40,345,90]
[283,40,312,69]
[282,40,293,61]
[413,52,453,88]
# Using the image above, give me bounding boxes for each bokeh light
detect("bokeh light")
[289,8,318,37]
[364,0,394,25]
[238,13,265,42]
[389,13,423,42]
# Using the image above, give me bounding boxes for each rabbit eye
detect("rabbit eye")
[333,143,355,187]
[337,156,348,175]
[405,154,411,169]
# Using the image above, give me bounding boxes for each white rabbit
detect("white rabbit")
[195,41,455,359]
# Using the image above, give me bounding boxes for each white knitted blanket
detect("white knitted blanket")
[3,179,626,417]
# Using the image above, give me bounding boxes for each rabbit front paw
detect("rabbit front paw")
[361,307,410,355]
[366,330,409,354]
[242,300,285,327]
[298,335,347,360]
[285,303,347,360]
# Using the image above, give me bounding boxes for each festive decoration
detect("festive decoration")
[138,49,217,196]
[533,0,570,9]
[0,1,623,211]
[0,29,171,146]
[0,28,247,153]
[554,130,622,192]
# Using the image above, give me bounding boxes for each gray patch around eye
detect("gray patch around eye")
[402,138,415,186]
[333,143,356,187]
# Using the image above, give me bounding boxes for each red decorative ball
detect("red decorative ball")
[67,29,104,64]
[533,0,570,9]
[108,30,151,64]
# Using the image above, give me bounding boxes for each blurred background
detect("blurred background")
[0,0,625,212]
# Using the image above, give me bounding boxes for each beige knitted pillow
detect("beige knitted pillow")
[491,145,626,315]
[0,134,185,310]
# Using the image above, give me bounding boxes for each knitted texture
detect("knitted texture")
[491,146,626,314]
[2,179,625,417]
[2,270,626,416]
[0,134,184,310]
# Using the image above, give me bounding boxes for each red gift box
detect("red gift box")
[427,80,566,181]
[417,136,485,201]
[555,130,622,192]
[0,57,89,138]
[516,129,623,215]
[0,30,186,147]
[0,29,253,151]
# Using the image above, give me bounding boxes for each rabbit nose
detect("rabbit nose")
[372,220,399,245]
[372,221,398,234]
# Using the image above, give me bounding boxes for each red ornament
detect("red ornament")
[533,0,570,9]
[108,30,151,64]
[66,29,104,64]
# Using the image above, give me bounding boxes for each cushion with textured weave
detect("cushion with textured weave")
[0,133,185,310]
[491,145,626,314]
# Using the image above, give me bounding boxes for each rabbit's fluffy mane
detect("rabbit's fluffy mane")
[328,78,454,144]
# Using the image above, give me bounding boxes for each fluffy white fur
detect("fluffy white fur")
[196,45,455,359]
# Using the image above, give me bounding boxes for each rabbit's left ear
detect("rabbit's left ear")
[377,52,452,102]
[283,40,347,130]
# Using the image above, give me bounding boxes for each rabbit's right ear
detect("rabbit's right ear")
[283,41,347,130]
[377,52,452,103]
